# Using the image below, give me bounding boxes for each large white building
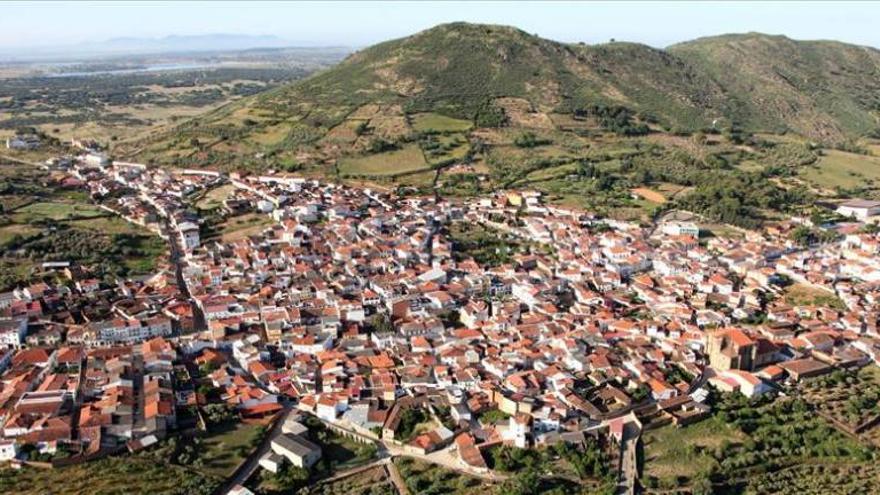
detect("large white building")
[270,433,322,469]
[837,199,880,221]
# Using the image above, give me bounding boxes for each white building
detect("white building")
[661,221,700,237]
[83,152,110,168]
[89,317,173,345]
[0,318,28,348]
[178,222,200,251]
[270,433,322,469]
[0,439,18,461]
[6,135,40,150]
[836,200,880,221]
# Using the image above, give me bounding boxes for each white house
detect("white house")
[0,318,28,348]
[178,222,200,251]
[710,370,770,398]
[0,439,18,461]
[501,413,531,448]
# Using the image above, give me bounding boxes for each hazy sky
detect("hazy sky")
[3,1,880,49]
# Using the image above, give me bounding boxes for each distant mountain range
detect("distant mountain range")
[100,33,291,52]
[0,33,317,61]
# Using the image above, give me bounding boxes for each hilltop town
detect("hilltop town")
[1,145,880,495]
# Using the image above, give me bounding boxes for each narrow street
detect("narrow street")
[162,219,207,331]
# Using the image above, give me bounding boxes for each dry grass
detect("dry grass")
[784,283,845,310]
[495,97,554,129]
[799,150,880,191]
[631,187,667,204]
[644,416,745,481]
[208,213,274,242]
[196,184,237,210]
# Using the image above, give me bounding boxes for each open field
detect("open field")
[338,144,429,176]
[10,201,107,222]
[196,184,237,210]
[0,223,41,246]
[196,421,264,478]
[643,415,745,484]
[0,49,344,150]
[0,455,220,495]
[783,283,845,310]
[800,367,880,439]
[0,162,166,290]
[68,216,148,235]
[316,430,375,473]
[699,222,747,239]
[422,133,470,165]
[644,393,875,493]
[631,187,668,204]
[410,112,473,133]
[798,150,880,191]
[206,213,274,242]
[742,462,880,495]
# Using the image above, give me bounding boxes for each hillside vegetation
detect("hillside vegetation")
[670,33,880,142]
[120,23,880,229]
[127,23,880,168]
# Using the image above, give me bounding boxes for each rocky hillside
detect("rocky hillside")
[670,32,880,142]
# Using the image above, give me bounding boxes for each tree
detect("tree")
[691,473,714,495]
[513,132,550,148]
[367,138,397,153]
[271,461,310,491]
[370,313,394,334]
[202,403,236,426]
[355,121,369,136]
[790,225,814,247]
[475,102,507,128]
[500,467,541,495]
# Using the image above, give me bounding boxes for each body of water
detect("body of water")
[48,62,215,78]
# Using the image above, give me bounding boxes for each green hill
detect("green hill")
[670,32,880,141]
[124,23,880,173]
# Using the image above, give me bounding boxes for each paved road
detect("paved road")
[216,408,292,495]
